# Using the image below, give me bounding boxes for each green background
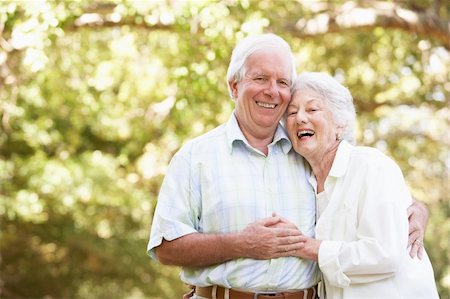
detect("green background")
[1,1,449,298]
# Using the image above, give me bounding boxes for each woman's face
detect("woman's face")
[285,88,340,160]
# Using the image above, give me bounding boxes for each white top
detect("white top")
[148,112,320,290]
[315,191,328,222]
[309,140,438,298]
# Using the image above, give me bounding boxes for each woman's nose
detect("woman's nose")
[296,110,307,124]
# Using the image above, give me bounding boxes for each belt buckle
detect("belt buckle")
[253,291,280,298]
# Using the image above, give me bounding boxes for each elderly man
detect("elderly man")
[148,33,428,299]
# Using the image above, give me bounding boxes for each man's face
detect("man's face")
[229,49,292,139]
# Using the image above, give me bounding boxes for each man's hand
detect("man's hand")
[238,216,305,259]
[407,199,429,259]
[268,213,300,230]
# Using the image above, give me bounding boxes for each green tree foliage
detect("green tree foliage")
[1,1,449,298]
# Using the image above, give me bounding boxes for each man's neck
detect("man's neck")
[234,114,278,156]
[241,126,277,156]
[247,135,274,155]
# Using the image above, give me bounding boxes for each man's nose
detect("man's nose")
[263,80,279,96]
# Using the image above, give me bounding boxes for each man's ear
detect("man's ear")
[228,80,238,99]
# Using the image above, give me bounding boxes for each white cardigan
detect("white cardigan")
[310,141,439,298]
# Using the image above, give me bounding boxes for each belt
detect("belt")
[195,285,318,299]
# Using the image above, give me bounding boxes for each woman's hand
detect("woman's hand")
[269,213,321,261]
[292,235,321,261]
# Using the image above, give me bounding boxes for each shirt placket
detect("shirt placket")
[262,146,285,289]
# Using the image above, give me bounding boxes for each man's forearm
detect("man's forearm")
[154,217,306,267]
[411,198,429,224]
[155,232,244,267]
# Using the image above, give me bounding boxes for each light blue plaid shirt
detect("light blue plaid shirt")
[148,112,319,291]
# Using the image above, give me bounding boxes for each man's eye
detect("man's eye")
[279,80,289,86]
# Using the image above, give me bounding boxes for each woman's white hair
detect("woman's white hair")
[226,33,297,99]
[292,72,357,144]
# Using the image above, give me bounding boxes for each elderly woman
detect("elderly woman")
[285,72,438,298]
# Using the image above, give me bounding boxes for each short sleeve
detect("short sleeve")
[147,151,201,259]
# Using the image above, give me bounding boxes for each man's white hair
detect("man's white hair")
[226,33,297,99]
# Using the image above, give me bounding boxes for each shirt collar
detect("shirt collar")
[328,140,354,178]
[226,111,292,154]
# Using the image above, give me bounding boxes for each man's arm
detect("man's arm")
[155,216,305,267]
[407,199,429,259]
[155,233,241,267]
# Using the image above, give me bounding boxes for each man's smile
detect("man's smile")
[256,101,277,109]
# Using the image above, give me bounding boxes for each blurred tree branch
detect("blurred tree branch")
[286,1,450,50]
[62,1,450,49]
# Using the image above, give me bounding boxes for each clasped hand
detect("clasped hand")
[239,214,318,260]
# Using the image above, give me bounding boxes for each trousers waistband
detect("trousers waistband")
[195,285,318,299]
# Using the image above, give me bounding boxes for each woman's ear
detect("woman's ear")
[336,123,346,140]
